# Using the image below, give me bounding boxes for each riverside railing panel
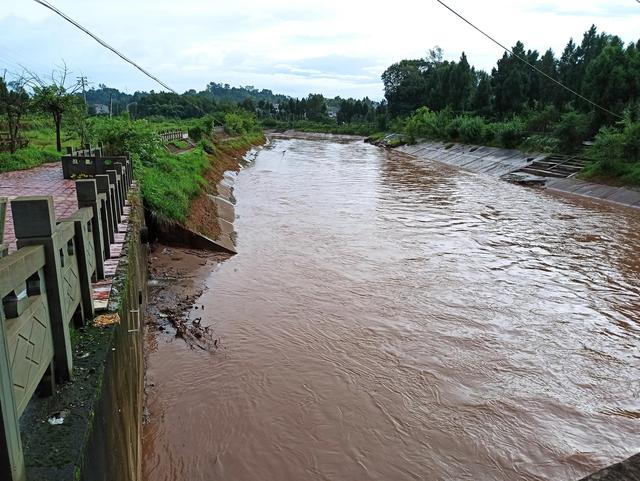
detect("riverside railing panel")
[159,129,187,142]
[0,163,136,479]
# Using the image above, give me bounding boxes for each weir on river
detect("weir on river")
[144,137,640,481]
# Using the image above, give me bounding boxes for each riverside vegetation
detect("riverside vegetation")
[2,23,638,190]
[0,71,263,223]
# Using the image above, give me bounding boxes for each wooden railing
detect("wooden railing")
[158,130,187,142]
[0,156,135,480]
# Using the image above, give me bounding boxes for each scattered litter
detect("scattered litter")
[47,410,70,425]
[94,313,120,327]
[77,352,90,359]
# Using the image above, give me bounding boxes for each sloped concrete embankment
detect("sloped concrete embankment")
[397,141,640,210]
[397,141,546,177]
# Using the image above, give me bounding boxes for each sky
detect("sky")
[1,0,639,100]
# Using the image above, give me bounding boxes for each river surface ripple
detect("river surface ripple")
[143,138,640,481]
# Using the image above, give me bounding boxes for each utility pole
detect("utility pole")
[77,75,88,111]
[109,92,113,119]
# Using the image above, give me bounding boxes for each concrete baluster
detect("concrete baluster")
[76,180,105,279]
[114,163,126,206]
[106,170,122,225]
[95,175,116,246]
[106,170,122,224]
[61,210,95,323]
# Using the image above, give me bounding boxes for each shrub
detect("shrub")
[525,105,560,133]
[456,116,486,144]
[494,117,526,148]
[552,110,591,153]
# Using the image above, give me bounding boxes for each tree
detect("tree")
[30,67,83,152]
[491,42,531,116]
[382,59,429,117]
[0,75,30,153]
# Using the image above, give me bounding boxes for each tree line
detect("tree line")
[382,25,639,135]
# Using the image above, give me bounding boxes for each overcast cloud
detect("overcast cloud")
[1,0,638,99]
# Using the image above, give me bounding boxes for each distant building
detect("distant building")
[327,106,339,119]
[93,104,110,115]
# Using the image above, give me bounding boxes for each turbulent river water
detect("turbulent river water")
[143,137,640,481]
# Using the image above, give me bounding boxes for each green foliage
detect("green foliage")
[139,147,209,222]
[31,78,84,152]
[552,110,591,153]
[580,115,640,185]
[493,117,526,148]
[223,111,257,136]
[0,147,58,173]
[89,116,162,165]
[448,115,486,144]
[0,77,30,153]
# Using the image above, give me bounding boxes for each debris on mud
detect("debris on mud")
[145,245,229,352]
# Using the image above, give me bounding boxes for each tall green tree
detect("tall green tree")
[0,76,29,153]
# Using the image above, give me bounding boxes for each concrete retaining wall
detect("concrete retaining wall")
[397,141,546,177]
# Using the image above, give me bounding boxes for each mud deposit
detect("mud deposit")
[143,138,640,481]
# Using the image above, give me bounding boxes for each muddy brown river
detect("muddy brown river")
[143,138,640,481]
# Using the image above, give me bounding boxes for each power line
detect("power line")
[32,0,178,94]
[434,0,623,119]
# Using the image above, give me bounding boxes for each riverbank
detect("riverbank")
[396,140,640,210]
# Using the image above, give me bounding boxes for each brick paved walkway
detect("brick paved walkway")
[0,162,131,312]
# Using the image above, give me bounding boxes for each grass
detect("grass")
[581,160,640,186]
[0,146,59,173]
[138,146,210,222]
[168,139,190,149]
[138,130,265,223]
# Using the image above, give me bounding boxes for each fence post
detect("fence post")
[0,198,7,258]
[114,163,126,205]
[95,175,116,245]
[11,197,73,382]
[76,180,105,279]
[125,153,133,187]
[0,306,26,481]
[105,171,122,224]
[61,211,94,323]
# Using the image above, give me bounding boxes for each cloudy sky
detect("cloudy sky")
[1,1,639,99]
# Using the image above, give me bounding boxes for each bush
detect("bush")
[552,110,591,153]
[525,105,560,133]
[456,116,486,144]
[404,107,452,141]
[494,117,526,148]
[188,125,204,141]
[223,111,257,136]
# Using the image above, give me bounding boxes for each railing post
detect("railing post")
[61,211,94,323]
[95,175,116,245]
[76,180,105,279]
[0,197,7,258]
[114,163,127,204]
[105,170,122,224]
[11,197,73,382]
[0,308,26,481]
